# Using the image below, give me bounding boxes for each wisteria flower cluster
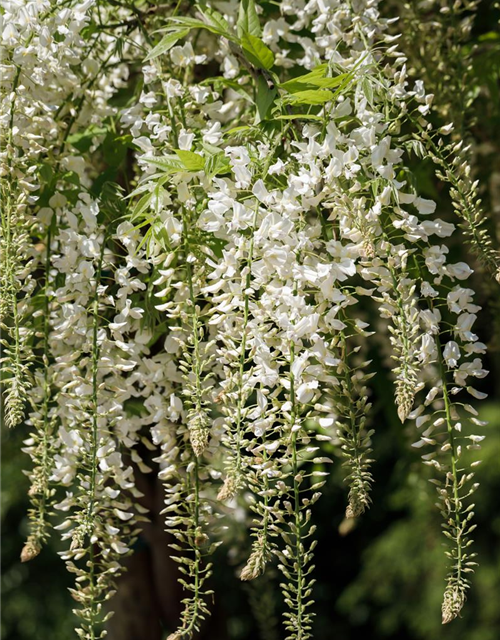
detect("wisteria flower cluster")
[1,1,497,638]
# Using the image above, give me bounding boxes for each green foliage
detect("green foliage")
[237,0,261,38]
[145,29,191,61]
[241,33,275,70]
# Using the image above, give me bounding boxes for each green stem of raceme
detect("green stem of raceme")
[233,125,292,484]
[289,341,305,633]
[434,332,463,586]
[413,256,464,594]
[410,115,498,275]
[7,66,23,152]
[339,329,363,469]
[2,45,112,428]
[1,30,112,430]
[181,457,201,638]
[384,239,413,388]
[185,249,205,450]
[35,220,54,538]
[177,212,203,637]
[86,230,108,640]
[8,245,23,416]
[233,202,259,478]
[261,448,270,553]
[0,185,24,428]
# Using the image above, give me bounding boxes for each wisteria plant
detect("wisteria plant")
[1,0,498,639]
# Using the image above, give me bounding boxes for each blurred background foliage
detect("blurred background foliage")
[2,1,500,639]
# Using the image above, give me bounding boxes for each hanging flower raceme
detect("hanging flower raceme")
[47,192,149,639]
[1,0,495,638]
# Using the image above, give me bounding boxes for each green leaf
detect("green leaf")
[478,31,500,42]
[167,16,235,39]
[284,76,348,93]
[275,113,323,120]
[362,77,374,106]
[174,149,205,171]
[202,141,224,156]
[39,163,53,183]
[287,89,334,105]
[280,66,349,92]
[81,20,98,40]
[131,192,153,220]
[124,399,149,418]
[226,125,252,135]
[255,74,277,121]
[163,17,206,28]
[63,170,81,186]
[199,6,230,35]
[280,64,328,91]
[204,153,231,178]
[142,156,185,173]
[237,0,261,38]
[145,28,190,61]
[308,74,350,88]
[241,33,274,70]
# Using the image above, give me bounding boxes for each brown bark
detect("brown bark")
[107,475,229,640]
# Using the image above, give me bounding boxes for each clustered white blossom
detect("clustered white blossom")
[0,0,495,638]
